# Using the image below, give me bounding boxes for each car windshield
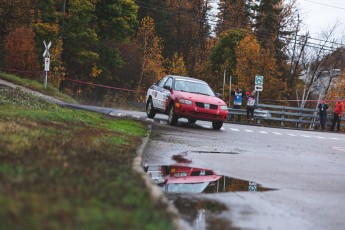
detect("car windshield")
[174,80,215,96]
[165,182,210,193]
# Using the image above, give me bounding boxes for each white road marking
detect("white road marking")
[202,125,211,129]
[146,118,154,122]
[230,128,240,131]
[244,129,254,133]
[331,137,340,140]
[301,135,311,138]
[287,134,297,136]
[333,147,345,152]
[132,115,141,119]
[272,132,283,135]
[259,131,268,134]
[316,136,325,139]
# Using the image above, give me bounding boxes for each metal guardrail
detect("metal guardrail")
[228,104,345,130]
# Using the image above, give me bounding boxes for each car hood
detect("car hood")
[176,91,226,105]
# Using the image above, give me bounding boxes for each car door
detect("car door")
[151,76,168,110]
[160,77,173,111]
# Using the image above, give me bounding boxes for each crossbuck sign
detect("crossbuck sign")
[43,40,51,88]
[43,40,51,58]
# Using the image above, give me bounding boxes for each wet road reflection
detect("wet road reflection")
[144,164,273,193]
[144,157,275,229]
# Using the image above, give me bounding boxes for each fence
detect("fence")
[228,104,345,130]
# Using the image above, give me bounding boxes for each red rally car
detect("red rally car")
[145,75,228,130]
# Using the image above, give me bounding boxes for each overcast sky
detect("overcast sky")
[297,0,345,37]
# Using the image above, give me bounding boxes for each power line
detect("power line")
[134,0,343,52]
[302,0,345,11]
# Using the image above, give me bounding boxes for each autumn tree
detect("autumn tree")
[32,0,64,87]
[0,0,33,67]
[4,27,40,79]
[135,16,165,92]
[235,33,284,100]
[325,71,345,101]
[293,25,344,108]
[209,29,246,91]
[164,53,188,76]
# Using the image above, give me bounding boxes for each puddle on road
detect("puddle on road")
[144,162,275,230]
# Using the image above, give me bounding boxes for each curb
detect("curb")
[132,124,190,230]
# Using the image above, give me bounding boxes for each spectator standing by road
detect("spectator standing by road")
[231,87,245,109]
[318,100,328,130]
[330,98,344,132]
[231,87,246,121]
[246,90,257,122]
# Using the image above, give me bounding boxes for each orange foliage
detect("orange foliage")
[4,27,41,79]
[136,16,165,88]
[325,72,345,101]
[235,33,286,100]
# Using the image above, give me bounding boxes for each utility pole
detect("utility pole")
[222,68,226,100]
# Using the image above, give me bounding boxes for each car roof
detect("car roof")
[167,75,207,84]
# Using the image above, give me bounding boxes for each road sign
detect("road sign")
[44,58,50,71]
[255,85,263,91]
[43,40,51,58]
[255,75,264,85]
[248,181,257,192]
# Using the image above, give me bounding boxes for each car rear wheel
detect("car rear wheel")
[188,119,196,124]
[168,104,178,126]
[212,121,223,130]
[146,98,156,118]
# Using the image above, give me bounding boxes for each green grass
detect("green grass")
[0,72,77,104]
[0,85,175,230]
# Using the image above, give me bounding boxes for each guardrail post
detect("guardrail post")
[297,110,302,128]
[280,109,285,127]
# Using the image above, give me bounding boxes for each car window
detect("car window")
[164,77,173,88]
[174,80,186,91]
[174,80,215,96]
[157,76,168,87]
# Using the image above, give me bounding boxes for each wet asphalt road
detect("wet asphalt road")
[57,104,345,230]
[141,114,345,230]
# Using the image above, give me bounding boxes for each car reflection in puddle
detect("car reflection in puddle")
[144,164,274,230]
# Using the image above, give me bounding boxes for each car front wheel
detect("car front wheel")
[212,121,223,130]
[168,104,178,126]
[146,98,156,118]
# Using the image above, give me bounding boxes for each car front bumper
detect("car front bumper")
[174,103,228,122]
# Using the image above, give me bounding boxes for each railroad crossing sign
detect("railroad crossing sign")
[255,75,264,92]
[43,40,51,58]
[43,40,51,88]
[44,57,50,72]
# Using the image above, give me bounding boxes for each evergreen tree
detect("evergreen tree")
[216,0,250,36]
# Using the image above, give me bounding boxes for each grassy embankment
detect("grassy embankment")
[0,74,174,230]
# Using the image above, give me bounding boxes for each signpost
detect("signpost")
[255,75,264,103]
[43,40,51,88]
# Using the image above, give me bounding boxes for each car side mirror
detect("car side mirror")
[164,85,171,90]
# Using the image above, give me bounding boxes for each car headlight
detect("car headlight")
[220,105,228,110]
[178,99,192,105]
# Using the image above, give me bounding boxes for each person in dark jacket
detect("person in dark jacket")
[318,100,328,130]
